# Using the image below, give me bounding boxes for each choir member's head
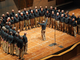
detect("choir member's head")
[31,10,33,13]
[61,10,64,13]
[20,36,23,39]
[40,6,42,8]
[52,11,54,14]
[13,27,16,30]
[15,14,18,17]
[8,22,11,25]
[45,6,47,9]
[36,9,38,12]
[17,30,20,34]
[6,22,8,25]
[16,33,18,36]
[2,14,5,17]
[41,8,43,11]
[57,13,59,16]
[12,9,14,13]
[8,17,10,21]
[58,9,60,12]
[69,16,71,19]
[6,12,9,15]
[35,6,37,9]
[6,29,9,33]
[10,25,13,29]
[11,17,14,20]
[10,32,13,35]
[55,7,57,10]
[18,10,21,13]
[24,32,27,36]
[42,20,45,23]
[72,13,74,16]
[21,12,23,16]
[50,6,53,9]
[65,15,68,18]
[61,14,64,17]
[24,8,26,11]
[46,10,49,13]
[72,18,75,21]
[26,11,28,15]
[29,7,31,10]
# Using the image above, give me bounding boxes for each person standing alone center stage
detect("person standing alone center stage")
[38,17,48,41]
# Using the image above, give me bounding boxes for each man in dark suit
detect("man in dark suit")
[23,8,27,16]
[17,10,21,17]
[33,6,39,13]
[71,18,77,37]
[60,10,65,17]
[55,13,60,30]
[77,16,80,34]
[2,14,6,25]
[44,6,49,13]
[39,8,45,23]
[17,36,24,60]
[14,33,19,56]
[45,10,50,27]
[10,17,14,27]
[5,12,10,20]
[68,16,72,34]
[28,7,32,14]
[30,10,35,28]
[14,14,19,31]
[34,9,40,27]
[23,33,28,54]
[60,14,65,31]
[8,32,14,55]
[51,11,56,28]
[54,7,58,15]
[19,13,24,31]
[24,12,30,30]
[71,13,76,20]
[38,18,48,41]
[10,9,15,18]
[65,15,69,33]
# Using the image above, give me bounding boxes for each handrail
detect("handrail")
[40,41,80,60]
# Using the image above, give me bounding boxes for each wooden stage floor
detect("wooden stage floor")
[0,9,80,60]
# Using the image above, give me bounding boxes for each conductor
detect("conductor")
[38,17,48,41]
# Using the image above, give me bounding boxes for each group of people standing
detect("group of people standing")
[0,5,80,60]
[0,25,28,60]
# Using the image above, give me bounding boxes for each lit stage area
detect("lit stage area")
[20,27,80,60]
[0,27,80,60]
[0,9,80,60]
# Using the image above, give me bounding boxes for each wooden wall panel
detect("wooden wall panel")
[18,0,27,9]
[77,44,80,55]
[0,0,5,2]
[63,47,77,60]
[13,0,33,10]
[26,0,33,7]
[56,0,65,5]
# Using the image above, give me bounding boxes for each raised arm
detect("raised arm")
[45,19,48,24]
[38,17,48,25]
[38,23,45,25]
